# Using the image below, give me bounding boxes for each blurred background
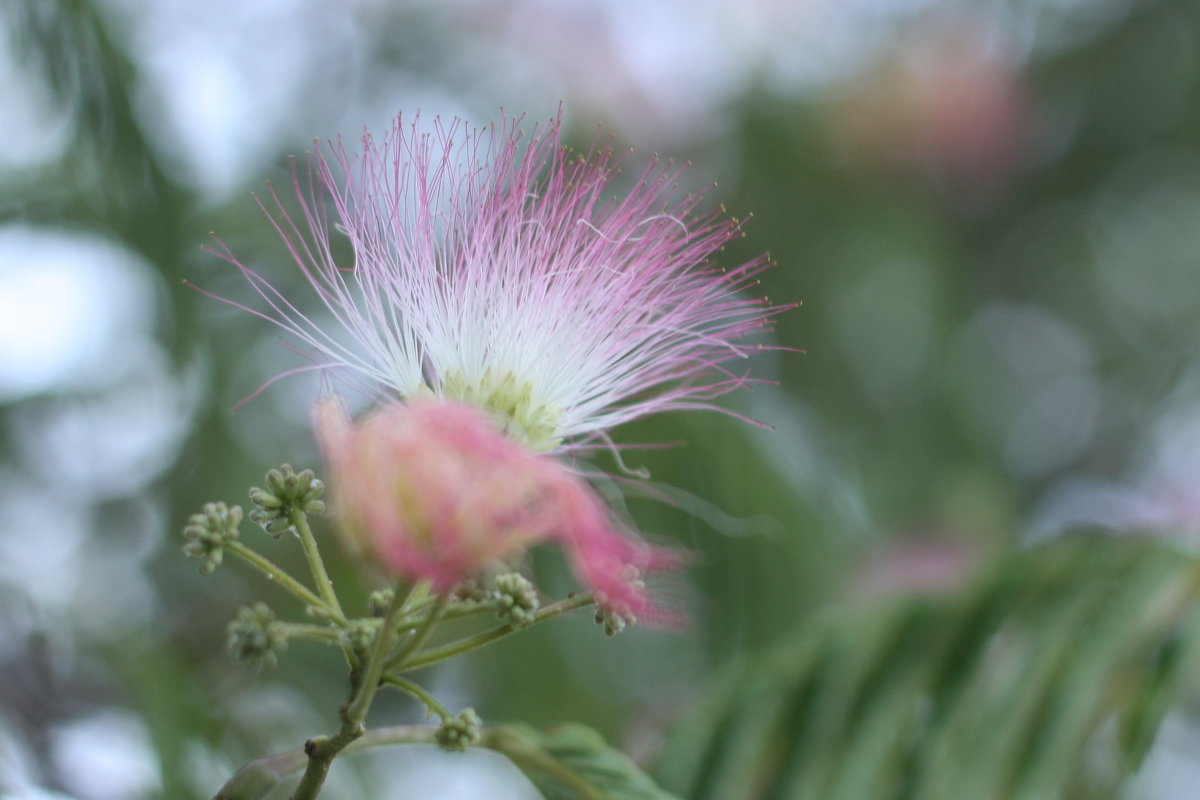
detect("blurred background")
[4,0,1200,797]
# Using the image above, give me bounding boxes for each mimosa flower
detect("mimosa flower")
[205,111,785,454]
[200,111,789,618]
[316,396,675,616]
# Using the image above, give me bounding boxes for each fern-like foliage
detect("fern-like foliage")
[655,534,1200,800]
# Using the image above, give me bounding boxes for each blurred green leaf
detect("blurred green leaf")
[656,534,1200,800]
[491,723,682,800]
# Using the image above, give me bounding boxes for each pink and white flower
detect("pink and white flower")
[202,111,787,612]
[205,112,785,454]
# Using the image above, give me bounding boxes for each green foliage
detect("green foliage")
[491,723,683,800]
[655,534,1200,800]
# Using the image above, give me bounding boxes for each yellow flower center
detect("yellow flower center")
[436,369,563,453]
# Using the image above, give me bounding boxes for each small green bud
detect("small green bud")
[342,618,381,651]
[247,486,285,509]
[436,708,482,752]
[493,573,539,628]
[595,605,636,638]
[453,577,492,604]
[248,464,325,538]
[227,602,287,669]
[182,502,242,575]
[367,588,395,617]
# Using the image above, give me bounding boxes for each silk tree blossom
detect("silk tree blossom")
[205,111,786,454]
[316,396,675,616]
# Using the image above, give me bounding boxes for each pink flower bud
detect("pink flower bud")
[316,396,673,616]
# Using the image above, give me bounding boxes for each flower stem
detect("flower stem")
[277,623,345,645]
[392,592,593,673]
[387,592,452,671]
[380,674,453,721]
[287,585,409,800]
[344,586,407,725]
[291,511,355,668]
[213,726,437,800]
[224,541,341,622]
[285,722,364,800]
[392,597,493,633]
[398,580,433,613]
[250,591,589,799]
[293,511,344,618]
[213,724,600,800]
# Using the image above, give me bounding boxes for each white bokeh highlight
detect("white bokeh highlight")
[0,226,157,401]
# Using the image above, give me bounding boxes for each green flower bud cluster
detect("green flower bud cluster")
[493,573,539,628]
[595,606,636,638]
[453,577,493,604]
[182,502,242,575]
[227,602,288,670]
[342,617,381,651]
[248,464,325,537]
[367,588,395,617]
[594,568,643,636]
[436,708,482,752]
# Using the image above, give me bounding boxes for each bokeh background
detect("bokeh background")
[4,0,1200,797]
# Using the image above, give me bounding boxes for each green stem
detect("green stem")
[213,726,437,800]
[225,542,340,622]
[392,598,494,634]
[393,593,593,673]
[398,580,433,614]
[215,723,612,800]
[388,593,452,671]
[285,722,364,800]
[344,586,407,724]
[277,623,345,645]
[293,512,344,618]
[381,674,453,721]
[287,586,409,800]
[291,512,356,668]
[228,588,590,799]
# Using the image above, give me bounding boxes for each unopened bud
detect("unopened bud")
[436,708,482,752]
[367,588,395,617]
[342,618,381,651]
[182,502,242,575]
[227,602,287,669]
[248,464,325,538]
[493,573,539,628]
[592,566,645,636]
[454,578,492,604]
[594,605,637,638]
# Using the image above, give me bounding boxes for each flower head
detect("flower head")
[201,110,789,621]
[316,396,674,616]
[206,111,785,453]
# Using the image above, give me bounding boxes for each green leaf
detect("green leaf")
[656,534,1200,800]
[1116,583,1200,771]
[489,723,683,800]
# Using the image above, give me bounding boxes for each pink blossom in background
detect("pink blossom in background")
[204,111,786,455]
[317,396,676,616]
